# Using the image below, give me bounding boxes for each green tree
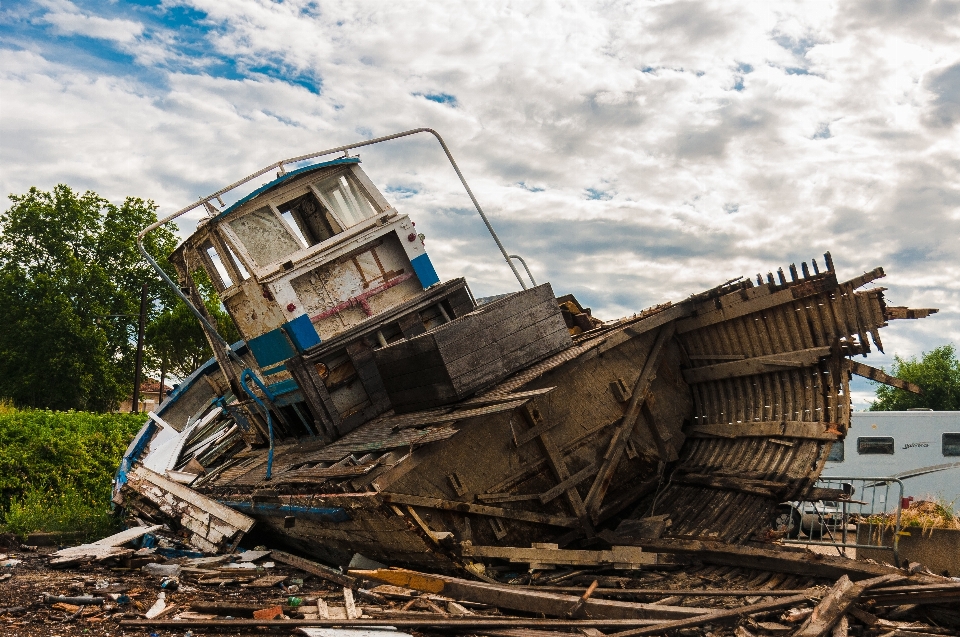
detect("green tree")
[869,345,960,411]
[0,185,178,411]
[145,269,239,383]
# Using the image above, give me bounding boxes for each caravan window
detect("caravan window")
[857,436,894,455]
[827,440,844,462]
[943,433,960,457]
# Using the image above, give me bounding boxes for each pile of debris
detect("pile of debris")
[2,521,958,637]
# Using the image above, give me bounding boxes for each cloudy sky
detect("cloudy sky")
[2,0,959,406]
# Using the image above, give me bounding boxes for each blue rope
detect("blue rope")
[240,369,275,480]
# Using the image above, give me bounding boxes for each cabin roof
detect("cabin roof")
[214,157,361,221]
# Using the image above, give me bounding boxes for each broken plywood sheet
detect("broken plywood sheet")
[50,524,163,566]
[123,465,254,553]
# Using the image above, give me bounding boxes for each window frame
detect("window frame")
[857,436,895,455]
[943,432,960,457]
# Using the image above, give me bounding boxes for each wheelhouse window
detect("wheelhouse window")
[857,436,894,455]
[227,206,302,267]
[277,191,342,247]
[827,440,844,462]
[311,172,378,229]
[943,433,960,457]
[201,242,233,291]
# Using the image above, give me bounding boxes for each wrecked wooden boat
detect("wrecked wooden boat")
[116,128,937,570]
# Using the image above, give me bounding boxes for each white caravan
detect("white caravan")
[823,410,960,510]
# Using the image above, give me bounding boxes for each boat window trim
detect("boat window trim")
[268,202,309,251]
[308,182,347,230]
[218,223,261,279]
[349,165,391,211]
[200,240,233,291]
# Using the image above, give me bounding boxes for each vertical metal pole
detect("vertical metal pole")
[158,358,166,408]
[131,283,148,414]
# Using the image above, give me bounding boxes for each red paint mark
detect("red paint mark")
[311,272,414,321]
[407,233,417,242]
[286,303,296,312]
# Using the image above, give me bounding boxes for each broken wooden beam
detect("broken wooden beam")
[269,549,357,588]
[685,421,840,441]
[351,567,708,619]
[600,534,914,581]
[606,593,813,637]
[844,360,922,394]
[121,617,672,629]
[682,346,832,384]
[49,524,163,566]
[884,307,938,320]
[794,573,904,637]
[380,492,579,528]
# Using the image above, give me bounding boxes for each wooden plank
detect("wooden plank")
[380,492,579,528]
[130,466,255,532]
[459,387,556,409]
[388,398,531,432]
[398,311,427,338]
[351,568,708,620]
[584,324,674,520]
[461,544,656,567]
[519,403,592,533]
[885,307,938,320]
[676,276,839,334]
[269,549,358,588]
[606,593,812,637]
[794,574,904,637]
[600,534,913,581]
[682,346,831,384]
[845,360,922,394]
[686,421,840,441]
[539,462,598,504]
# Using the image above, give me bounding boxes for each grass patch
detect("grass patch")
[865,498,960,536]
[0,404,146,540]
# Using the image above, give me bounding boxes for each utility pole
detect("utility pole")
[131,282,148,414]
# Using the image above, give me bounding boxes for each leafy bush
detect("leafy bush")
[0,406,146,538]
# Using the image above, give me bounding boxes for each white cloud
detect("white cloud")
[1,0,958,381]
[38,0,143,43]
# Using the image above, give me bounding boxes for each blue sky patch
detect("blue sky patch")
[517,181,544,192]
[585,187,612,201]
[414,92,458,106]
[385,185,419,199]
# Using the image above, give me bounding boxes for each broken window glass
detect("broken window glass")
[228,206,303,267]
[826,440,844,462]
[312,173,377,229]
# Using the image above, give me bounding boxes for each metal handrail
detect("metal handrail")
[509,254,537,287]
[136,130,527,348]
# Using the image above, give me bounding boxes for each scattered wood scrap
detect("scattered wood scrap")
[49,524,162,566]
[119,466,254,553]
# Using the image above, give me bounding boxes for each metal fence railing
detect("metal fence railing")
[779,476,904,565]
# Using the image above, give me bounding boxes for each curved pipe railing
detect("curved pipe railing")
[509,254,536,287]
[240,369,275,479]
[136,128,527,355]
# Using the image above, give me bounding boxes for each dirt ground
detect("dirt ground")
[0,545,351,637]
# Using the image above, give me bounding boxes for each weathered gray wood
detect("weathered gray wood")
[375,283,570,412]
[686,421,841,441]
[682,346,832,384]
[606,593,812,637]
[398,311,427,338]
[584,324,675,520]
[352,568,707,620]
[539,462,597,504]
[269,549,358,588]
[602,534,911,581]
[794,574,903,637]
[380,492,579,528]
[845,360,922,394]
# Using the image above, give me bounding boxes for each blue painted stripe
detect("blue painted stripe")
[113,418,158,499]
[220,501,351,522]
[411,252,440,288]
[215,158,360,220]
[282,313,322,352]
[266,378,300,396]
[248,327,296,368]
